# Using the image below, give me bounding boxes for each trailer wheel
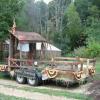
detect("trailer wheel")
[16,75,26,84]
[27,77,39,86]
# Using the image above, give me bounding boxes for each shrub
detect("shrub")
[74,46,88,58]
[87,41,100,58]
[74,41,100,58]
[65,52,75,57]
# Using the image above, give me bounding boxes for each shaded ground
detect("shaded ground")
[87,74,100,100]
[88,59,100,100]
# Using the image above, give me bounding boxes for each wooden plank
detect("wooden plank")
[8,34,12,66]
[54,57,77,60]
[54,57,96,64]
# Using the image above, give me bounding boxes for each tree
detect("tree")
[74,0,91,23]
[85,5,100,43]
[92,0,100,9]
[0,0,23,61]
[17,0,48,36]
[0,0,23,41]
[63,3,84,51]
[47,0,71,52]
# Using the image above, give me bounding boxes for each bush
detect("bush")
[74,46,88,58]
[87,41,100,58]
[65,52,75,57]
[74,41,100,58]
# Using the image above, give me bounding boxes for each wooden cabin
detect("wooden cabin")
[8,27,47,67]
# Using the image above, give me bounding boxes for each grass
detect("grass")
[0,83,93,100]
[21,86,92,100]
[94,60,100,80]
[0,72,11,79]
[95,61,100,73]
[0,93,29,100]
[96,58,100,71]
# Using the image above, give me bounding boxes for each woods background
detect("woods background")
[0,0,100,58]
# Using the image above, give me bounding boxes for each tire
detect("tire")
[16,75,26,84]
[27,77,39,86]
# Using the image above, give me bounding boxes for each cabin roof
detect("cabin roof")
[9,30,46,42]
[36,43,61,51]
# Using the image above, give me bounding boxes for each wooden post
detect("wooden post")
[19,42,22,66]
[15,38,17,52]
[87,59,89,67]
[80,63,83,71]
[8,34,12,66]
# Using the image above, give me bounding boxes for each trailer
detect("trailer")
[0,22,96,86]
[0,57,96,86]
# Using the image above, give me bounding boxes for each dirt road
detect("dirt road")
[0,79,91,100]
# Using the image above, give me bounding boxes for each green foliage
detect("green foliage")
[75,0,92,23]
[92,0,100,9]
[88,5,100,18]
[72,0,100,58]
[87,40,100,57]
[74,41,100,58]
[65,52,75,57]
[17,0,48,34]
[0,0,100,58]
[52,32,71,55]
[0,93,28,100]
[64,3,82,36]
[0,22,9,41]
[84,4,100,43]
[85,17,100,43]
[63,3,85,52]
[96,60,100,73]
[74,46,88,58]
[0,0,24,41]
